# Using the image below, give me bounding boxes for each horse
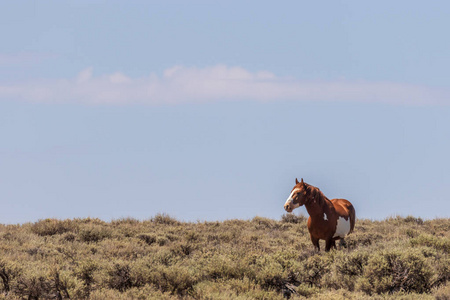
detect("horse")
[284,178,356,251]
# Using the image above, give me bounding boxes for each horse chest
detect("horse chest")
[307,217,333,239]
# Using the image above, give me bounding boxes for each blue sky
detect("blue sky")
[1,1,449,223]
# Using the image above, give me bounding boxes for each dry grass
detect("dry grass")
[0,214,448,299]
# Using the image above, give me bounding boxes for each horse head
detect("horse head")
[284,178,309,213]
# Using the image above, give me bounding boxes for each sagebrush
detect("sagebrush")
[0,214,448,299]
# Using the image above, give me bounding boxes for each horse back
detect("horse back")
[330,198,356,233]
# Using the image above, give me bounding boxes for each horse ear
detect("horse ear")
[295,178,299,184]
[301,178,306,188]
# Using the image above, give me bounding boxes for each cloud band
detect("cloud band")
[0,65,447,105]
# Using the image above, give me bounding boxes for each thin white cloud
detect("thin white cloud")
[0,65,448,105]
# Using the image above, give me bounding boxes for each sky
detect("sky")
[1,1,449,224]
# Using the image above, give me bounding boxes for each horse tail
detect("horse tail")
[348,203,356,234]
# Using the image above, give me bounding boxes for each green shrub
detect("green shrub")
[204,254,252,281]
[0,215,447,299]
[154,249,179,267]
[192,279,285,300]
[404,215,424,225]
[254,258,286,291]
[405,228,420,238]
[156,236,169,246]
[296,282,321,298]
[151,214,180,225]
[170,242,194,257]
[281,213,306,224]
[47,267,72,299]
[184,230,201,243]
[335,250,369,277]
[79,225,112,243]
[362,249,433,294]
[89,286,174,300]
[433,257,450,287]
[31,219,77,236]
[13,270,54,300]
[298,254,332,287]
[434,282,450,300]
[138,233,157,245]
[111,217,140,225]
[0,259,20,293]
[410,234,450,253]
[107,263,134,292]
[74,259,99,297]
[60,232,76,242]
[148,265,198,296]
[252,216,276,229]
[345,232,383,248]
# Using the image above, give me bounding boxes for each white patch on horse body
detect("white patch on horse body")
[323,213,328,221]
[285,188,301,209]
[333,216,350,238]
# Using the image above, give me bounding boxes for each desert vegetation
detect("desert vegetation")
[0,214,448,299]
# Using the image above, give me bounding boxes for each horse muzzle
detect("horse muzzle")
[284,204,293,213]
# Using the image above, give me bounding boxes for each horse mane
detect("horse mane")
[304,183,328,206]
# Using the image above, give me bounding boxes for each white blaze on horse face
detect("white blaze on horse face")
[333,216,351,238]
[285,188,301,211]
[323,213,328,221]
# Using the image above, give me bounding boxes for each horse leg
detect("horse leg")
[332,240,337,250]
[310,235,320,251]
[339,238,347,249]
[325,238,335,252]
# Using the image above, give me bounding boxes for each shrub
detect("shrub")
[60,232,76,242]
[48,267,72,299]
[404,215,424,225]
[0,215,448,299]
[405,228,420,238]
[111,217,140,225]
[31,219,76,236]
[362,249,433,294]
[192,278,285,300]
[148,265,198,296]
[433,257,450,287]
[74,259,99,297]
[137,233,157,245]
[345,232,383,249]
[296,282,320,298]
[281,213,306,224]
[204,254,251,281]
[252,216,276,229]
[91,284,174,300]
[323,251,370,291]
[435,282,450,300]
[335,251,369,277]
[0,259,20,293]
[151,214,179,225]
[107,263,134,292]
[170,242,194,257]
[298,254,332,287]
[410,234,450,253]
[184,231,200,243]
[255,260,286,291]
[79,225,112,243]
[152,235,168,246]
[13,275,52,300]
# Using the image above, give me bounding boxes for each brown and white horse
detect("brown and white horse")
[284,178,356,251]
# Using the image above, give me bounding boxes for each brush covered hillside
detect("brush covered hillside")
[0,215,449,300]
